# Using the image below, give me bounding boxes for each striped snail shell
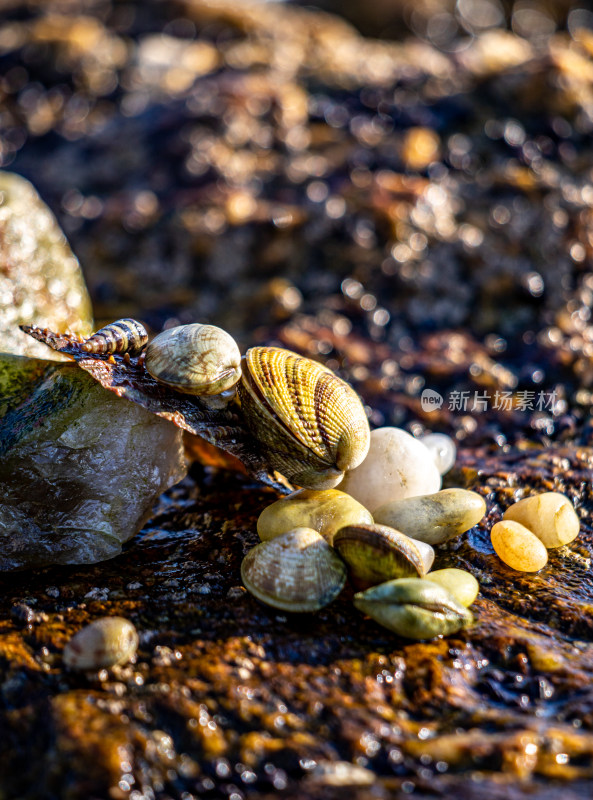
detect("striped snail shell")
[238,346,370,490]
[144,323,242,398]
[81,318,148,356]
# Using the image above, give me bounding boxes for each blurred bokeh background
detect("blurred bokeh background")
[2,0,593,441]
[297,0,588,41]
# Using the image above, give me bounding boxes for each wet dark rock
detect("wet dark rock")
[0,354,186,569]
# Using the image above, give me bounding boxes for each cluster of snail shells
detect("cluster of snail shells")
[83,319,371,490]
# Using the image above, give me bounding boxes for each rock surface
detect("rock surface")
[0,354,186,569]
[0,444,590,799]
[0,172,92,360]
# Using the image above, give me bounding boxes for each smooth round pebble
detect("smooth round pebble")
[257,488,373,545]
[373,488,486,545]
[490,520,548,572]
[338,427,441,513]
[503,492,580,549]
[424,568,479,607]
[63,616,139,670]
[419,433,457,475]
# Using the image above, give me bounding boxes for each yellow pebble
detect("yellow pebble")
[257,488,372,545]
[424,568,479,607]
[503,492,580,549]
[490,520,548,572]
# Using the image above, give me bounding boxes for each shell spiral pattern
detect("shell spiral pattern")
[81,319,148,356]
[239,346,371,489]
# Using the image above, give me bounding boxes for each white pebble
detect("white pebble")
[419,433,456,475]
[338,427,441,513]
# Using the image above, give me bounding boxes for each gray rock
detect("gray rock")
[0,354,186,569]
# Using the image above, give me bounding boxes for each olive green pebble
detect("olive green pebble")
[354,577,473,640]
[373,488,486,545]
[424,568,479,608]
[257,488,373,545]
[490,520,548,572]
[503,492,580,549]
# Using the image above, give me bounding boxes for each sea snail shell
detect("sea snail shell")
[239,346,371,490]
[145,323,242,396]
[81,318,148,356]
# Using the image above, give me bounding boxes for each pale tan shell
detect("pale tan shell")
[239,347,370,490]
[63,616,139,670]
[333,523,429,588]
[241,527,347,612]
[145,324,241,395]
